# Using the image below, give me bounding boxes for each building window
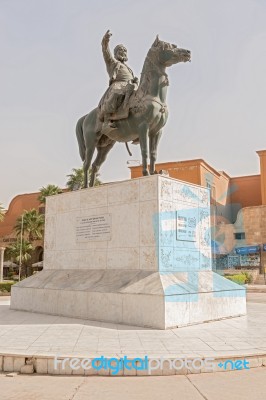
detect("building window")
[234,232,246,240]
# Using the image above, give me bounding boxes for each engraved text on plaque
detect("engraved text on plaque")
[76,214,111,242]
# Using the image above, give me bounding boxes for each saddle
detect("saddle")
[96,86,145,136]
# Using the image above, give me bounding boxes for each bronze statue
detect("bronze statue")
[76,31,191,187]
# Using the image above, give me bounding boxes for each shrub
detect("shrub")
[0,281,16,293]
[224,274,246,285]
[241,272,253,284]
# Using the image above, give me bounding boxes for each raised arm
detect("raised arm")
[101,30,115,66]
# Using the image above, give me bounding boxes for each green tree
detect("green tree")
[0,203,5,222]
[66,167,101,190]
[38,184,63,204]
[15,209,45,242]
[6,239,33,279]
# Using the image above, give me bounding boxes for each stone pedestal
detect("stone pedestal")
[11,175,246,329]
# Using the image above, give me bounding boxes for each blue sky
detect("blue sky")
[1,0,266,208]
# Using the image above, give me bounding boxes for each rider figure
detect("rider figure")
[99,30,138,129]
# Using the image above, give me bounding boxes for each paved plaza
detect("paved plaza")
[0,368,266,400]
[0,293,266,376]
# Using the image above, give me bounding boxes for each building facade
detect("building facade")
[129,151,266,271]
[0,192,44,268]
[2,150,266,273]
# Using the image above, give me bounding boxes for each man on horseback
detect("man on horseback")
[77,32,191,187]
[98,30,138,130]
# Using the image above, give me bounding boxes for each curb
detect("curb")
[1,352,266,376]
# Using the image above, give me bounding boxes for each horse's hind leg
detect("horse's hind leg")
[83,110,99,188]
[149,130,162,175]
[89,142,115,187]
[76,115,87,161]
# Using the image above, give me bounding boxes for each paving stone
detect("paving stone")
[13,357,26,372]
[3,357,13,372]
[35,358,48,374]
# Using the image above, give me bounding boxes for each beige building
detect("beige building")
[0,193,44,276]
[129,150,266,271]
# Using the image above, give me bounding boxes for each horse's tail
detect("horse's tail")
[76,115,87,161]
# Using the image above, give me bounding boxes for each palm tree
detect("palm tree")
[0,203,5,222]
[7,239,33,279]
[66,167,101,190]
[15,209,45,242]
[38,184,63,204]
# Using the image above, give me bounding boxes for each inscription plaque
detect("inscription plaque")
[76,214,111,242]
[176,209,197,242]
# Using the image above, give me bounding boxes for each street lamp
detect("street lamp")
[0,247,6,283]
[18,214,24,282]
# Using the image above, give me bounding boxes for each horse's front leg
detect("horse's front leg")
[149,130,162,175]
[138,122,149,176]
[89,141,115,187]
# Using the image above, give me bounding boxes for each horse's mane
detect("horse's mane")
[136,39,169,97]
[137,47,158,97]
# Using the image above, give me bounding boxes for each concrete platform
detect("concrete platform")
[10,269,246,329]
[1,296,266,376]
[10,176,246,328]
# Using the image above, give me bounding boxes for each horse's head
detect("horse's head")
[151,35,191,67]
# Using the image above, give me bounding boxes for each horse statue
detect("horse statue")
[76,35,191,188]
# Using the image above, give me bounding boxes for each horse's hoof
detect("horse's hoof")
[159,169,169,176]
[143,171,149,176]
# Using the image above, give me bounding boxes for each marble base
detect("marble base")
[11,176,246,329]
[11,269,246,329]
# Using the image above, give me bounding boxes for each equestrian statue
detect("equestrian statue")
[76,30,191,187]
